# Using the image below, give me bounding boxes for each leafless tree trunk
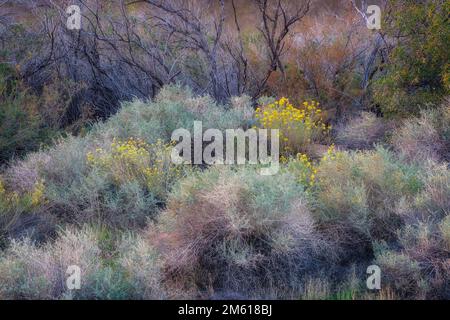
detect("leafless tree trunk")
[350,0,390,108]
[253,0,310,98]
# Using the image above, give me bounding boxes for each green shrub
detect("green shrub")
[373,1,450,116]
[0,64,56,163]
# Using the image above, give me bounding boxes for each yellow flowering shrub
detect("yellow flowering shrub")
[255,97,331,155]
[87,138,183,198]
[0,177,46,211]
[286,153,317,187]
[286,145,337,188]
[30,180,46,207]
[321,144,338,162]
[0,178,5,196]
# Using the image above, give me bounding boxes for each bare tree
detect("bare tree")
[253,0,310,97]
[4,0,313,122]
[127,0,228,101]
[350,0,391,108]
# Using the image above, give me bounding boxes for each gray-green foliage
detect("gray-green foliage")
[3,85,254,231]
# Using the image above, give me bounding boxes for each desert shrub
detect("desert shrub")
[230,95,252,110]
[0,227,102,299]
[0,173,54,246]
[376,161,450,298]
[284,145,336,188]
[440,215,450,251]
[335,112,392,150]
[86,138,182,199]
[372,216,450,299]
[366,159,450,299]
[92,97,197,145]
[152,166,333,298]
[284,152,319,187]
[117,234,165,299]
[0,176,46,213]
[374,249,423,299]
[408,163,450,221]
[255,97,331,155]
[392,103,450,162]
[40,137,184,228]
[373,0,450,116]
[313,147,424,253]
[93,85,254,146]
[398,222,449,298]
[0,226,165,300]
[2,137,137,229]
[0,63,57,163]
[256,95,276,107]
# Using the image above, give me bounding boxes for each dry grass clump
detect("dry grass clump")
[151,166,333,299]
[392,102,450,163]
[335,112,392,150]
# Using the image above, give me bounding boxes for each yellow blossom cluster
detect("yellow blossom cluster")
[286,145,338,188]
[296,153,318,186]
[255,98,331,155]
[87,137,150,168]
[30,180,46,207]
[321,144,338,162]
[0,177,46,210]
[87,138,182,197]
